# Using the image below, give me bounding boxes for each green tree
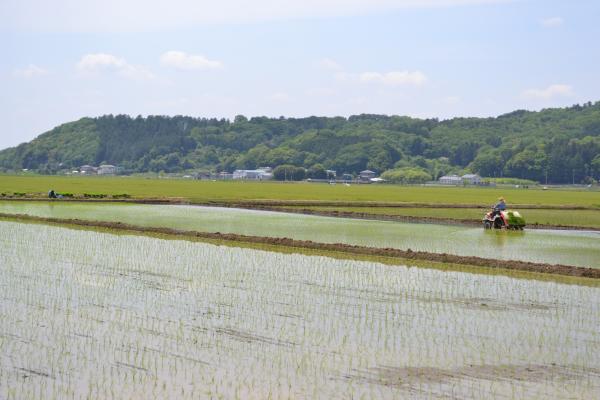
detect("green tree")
[470,150,503,177]
[591,155,600,180]
[381,167,432,184]
[273,165,305,181]
[307,163,327,179]
[3,102,600,183]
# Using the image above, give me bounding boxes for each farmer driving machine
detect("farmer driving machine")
[483,207,526,230]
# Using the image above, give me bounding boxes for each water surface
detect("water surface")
[1,201,599,268]
[1,221,599,399]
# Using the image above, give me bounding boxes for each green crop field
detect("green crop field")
[1,174,599,207]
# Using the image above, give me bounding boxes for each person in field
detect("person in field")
[492,197,506,217]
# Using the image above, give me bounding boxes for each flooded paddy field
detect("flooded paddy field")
[1,201,599,268]
[1,221,599,399]
[272,205,600,230]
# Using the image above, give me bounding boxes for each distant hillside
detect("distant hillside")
[1,102,600,183]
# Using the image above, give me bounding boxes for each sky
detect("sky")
[1,0,599,150]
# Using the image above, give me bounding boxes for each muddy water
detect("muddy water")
[1,201,599,268]
[1,221,599,399]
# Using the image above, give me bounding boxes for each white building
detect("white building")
[97,165,117,175]
[218,172,234,180]
[439,174,463,185]
[233,169,273,180]
[359,170,376,182]
[79,165,97,175]
[462,173,482,185]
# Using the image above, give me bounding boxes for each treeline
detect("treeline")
[1,102,600,183]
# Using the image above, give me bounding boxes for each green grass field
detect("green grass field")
[1,174,599,207]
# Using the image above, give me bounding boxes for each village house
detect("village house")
[218,172,234,180]
[79,165,97,175]
[359,170,376,183]
[194,171,212,180]
[97,165,117,175]
[462,173,482,185]
[439,174,463,185]
[232,168,273,180]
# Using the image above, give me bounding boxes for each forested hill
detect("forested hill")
[1,101,600,183]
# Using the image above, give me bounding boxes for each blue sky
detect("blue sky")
[1,0,599,150]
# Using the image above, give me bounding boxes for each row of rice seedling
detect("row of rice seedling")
[1,201,600,268]
[0,221,599,399]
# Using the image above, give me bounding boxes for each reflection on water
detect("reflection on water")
[0,201,598,268]
[484,229,526,248]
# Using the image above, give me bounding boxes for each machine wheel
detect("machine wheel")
[494,219,504,229]
[483,220,492,230]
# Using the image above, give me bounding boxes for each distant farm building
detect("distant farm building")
[233,169,273,180]
[218,172,234,180]
[359,170,376,182]
[97,165,117,175]
[79,165,97,175]
[195,171,212,180]
[462,173,482,185]
[439,174,463,185]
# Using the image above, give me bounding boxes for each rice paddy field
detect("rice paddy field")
[2,180,599,398]
[1,221,599,399]
[1,201,599,269]
[283,206,600,229]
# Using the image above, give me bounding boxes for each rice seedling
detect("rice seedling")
[0,221,599,399]
[1,201,599,268]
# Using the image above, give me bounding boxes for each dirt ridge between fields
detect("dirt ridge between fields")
[1,212,598,279]
[215,200,600,210]
[1,197,599,210]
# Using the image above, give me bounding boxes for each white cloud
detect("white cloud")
[77,53,125,70]
[160,51,222,70]
[13,64,48,78]
[318,58,342,71]
[1,0,512,32]
[541,17,563,28]
[76,53,154,80]
[521,84,574,100]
